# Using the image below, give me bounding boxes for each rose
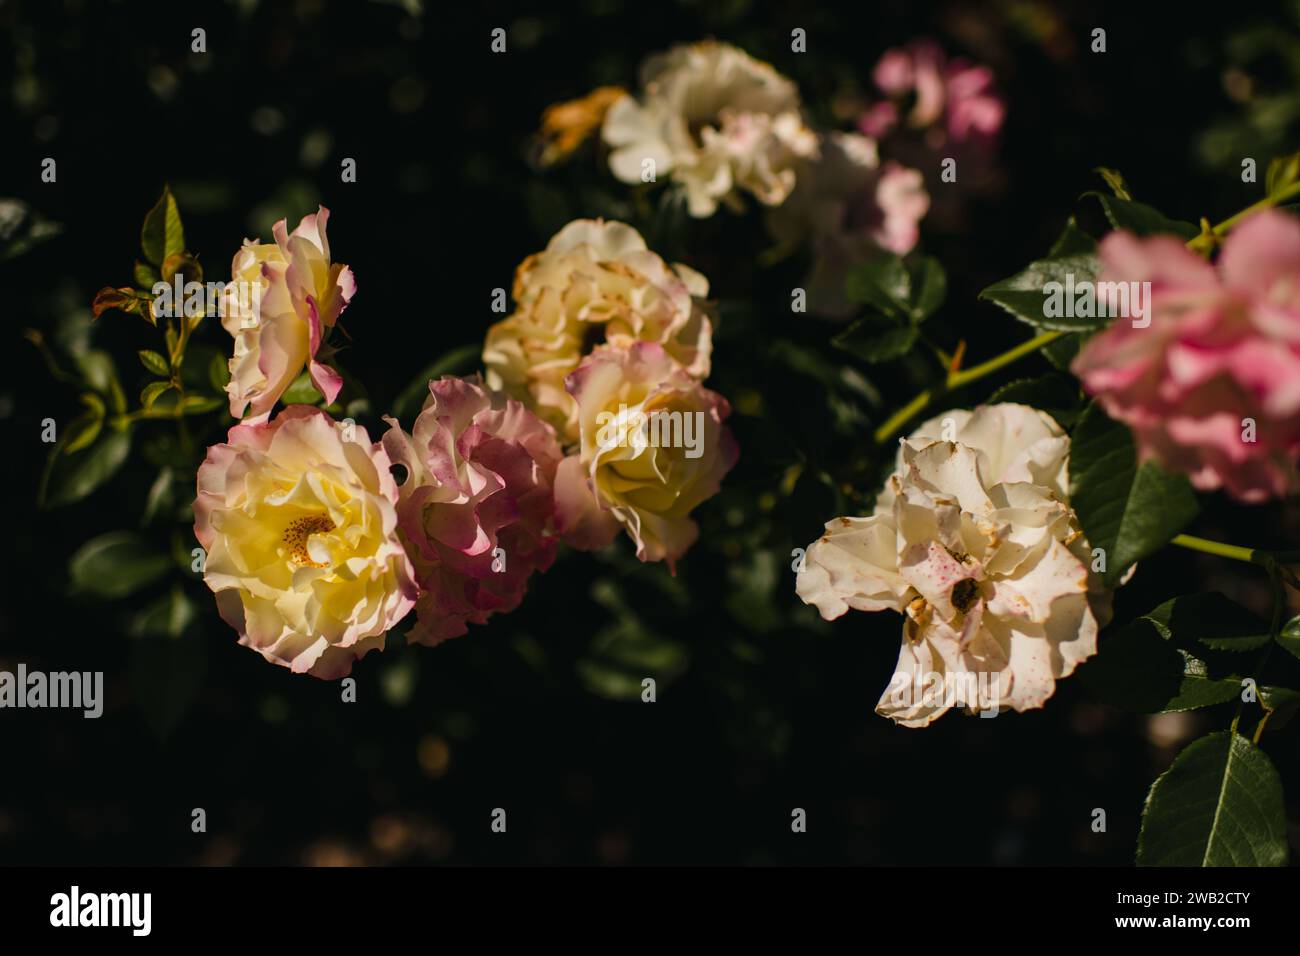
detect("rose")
[483,218,712,444]
[381,376,564,644]
[795,404,1110,727]
[194,405,416,678]
[1072,211,1300,501]
[555,341,738,568]
[221,206,354,422]
[602,41,818,217]
[1083,214,1300,491]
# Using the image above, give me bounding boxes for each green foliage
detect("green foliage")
[140,184,186,267]
[979,222,1104,332]
[39,427,132,509]
[833,255,945,363]
[1080,617,1242,714]
[1084,191,1198,239]
[69,531,172,599]
[1068,402,1200,587]
[1137,732,1288,866]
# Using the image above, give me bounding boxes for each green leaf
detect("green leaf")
[39,427,132,509]
[138,349,170,376]
[1068,402,1199,587]
[1079,617,1242,713]
[1137,731,1288,866]
[140,184,185,267]
[1143,592,1272,652]
[140,381,173,410]
[281,371,324,405]
[133,260,160,288]
[69,531,171,599]
[1277,616,1300,662]
[389,343,483,422]
[1048,217,1098,256]
[980,251,1104,332]
[831,310,918,364]
[208,351,231,392]
[64,393,106,454]
[987,373,1083,429]
[576,619,689,701]
[1266,152,1300,199]
[845,255,945,323]
[0,198,63,261]
[1260,685,1300,730]
[907,257,947,320]
[128,587,197,639]
[1085,191,1198,239]
[1041,331,1083,370]
[141,466,175,526]
[178,394,223,415]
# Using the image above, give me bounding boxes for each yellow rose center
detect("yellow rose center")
[282,514,335,568]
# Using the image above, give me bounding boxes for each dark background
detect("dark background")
[2,0,1299,865]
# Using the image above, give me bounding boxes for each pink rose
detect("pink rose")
[1072,211,1300,501]
[195,406,417,678]
[382,377,563,644]
[858,40,1004,149]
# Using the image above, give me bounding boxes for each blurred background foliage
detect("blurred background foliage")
[2,0,1300,864]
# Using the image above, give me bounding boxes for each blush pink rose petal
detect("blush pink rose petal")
[194,406,417,679]
[382,376,564,645]
[1072,210,1300,501]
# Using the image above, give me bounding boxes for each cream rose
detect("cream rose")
[194,406,417,678]
[221,206,354,422]
[796,404,1110,727]
[483,218,712,445]
[554,342,737,568]
[602,41,818,217]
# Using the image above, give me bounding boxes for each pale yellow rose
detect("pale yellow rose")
[554,342,737,568]
[483,218,712,445]
[194,406,417,678]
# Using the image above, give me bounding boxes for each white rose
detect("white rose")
[796,404,1112,727]
[602,41,818,217]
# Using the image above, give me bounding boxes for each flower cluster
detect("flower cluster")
[485,218,737,569]
[190,206,737,678]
